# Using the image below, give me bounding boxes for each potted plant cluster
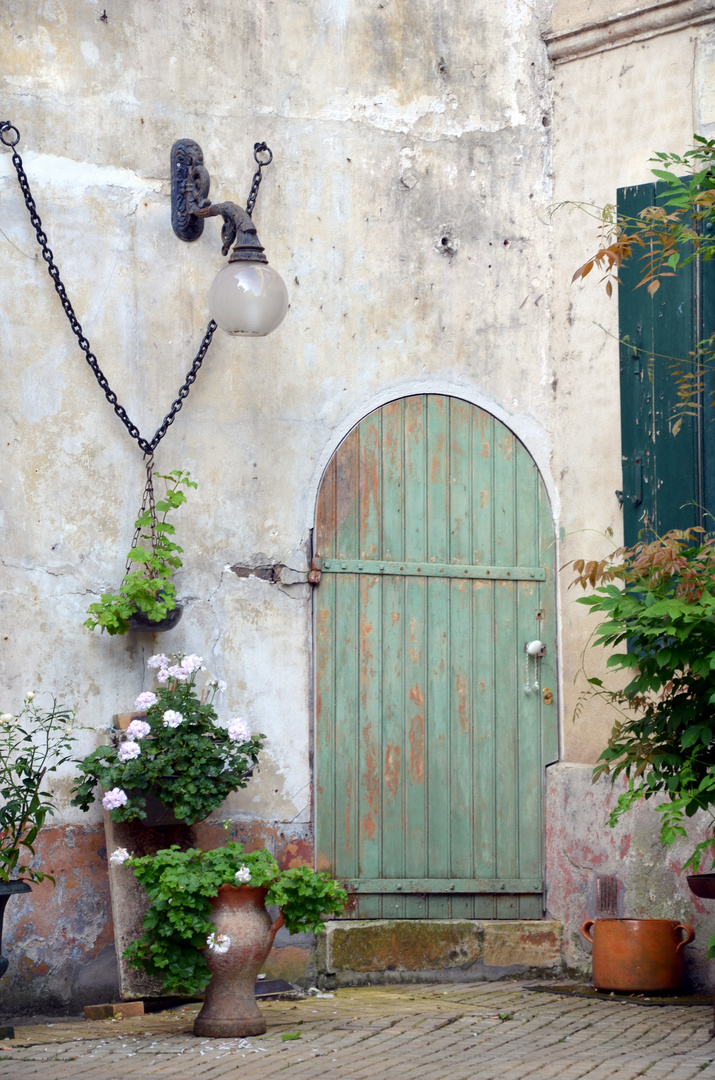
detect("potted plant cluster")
[111,837,348,1037]
[0,692,75,977]
[570,528,715,978]
[84,469,196,636]
[71,652,265,826]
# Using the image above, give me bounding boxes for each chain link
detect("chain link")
[1,121,216,455]
[125,453,158,577]
[245,142,272,217]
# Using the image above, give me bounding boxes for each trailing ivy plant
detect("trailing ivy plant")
[71,653,264,826]
[84,469,196,636]
[0,693,76,884]
[112,840,348,996]
[570,528,715,873]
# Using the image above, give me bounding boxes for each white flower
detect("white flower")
[206,932,231,954]
[235,865,251,884]
[217,680,227,694]
[227,718,251,743]
[102,788,128,810]
[0,713,14,725]
[134,691,158,711]
[180,654,203,675]
[118,740,141,763]
[167,665,188,682]
[126,719,151,741]
[156,668,171,684]
[109,847,131,866]
[162,710,184,729]
[147,654,169,669]
[24,691,35,702]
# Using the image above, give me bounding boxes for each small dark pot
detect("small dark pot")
[0,882,31,979]
[128,604,183,633]
[125,786,185,827]
[687,874,715,900]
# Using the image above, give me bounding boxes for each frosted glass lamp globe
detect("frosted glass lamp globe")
[208,261,289,336]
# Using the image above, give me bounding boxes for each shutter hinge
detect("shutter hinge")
[308,558,322,585]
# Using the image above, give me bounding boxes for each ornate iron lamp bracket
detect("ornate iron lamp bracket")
[171,139,271,265]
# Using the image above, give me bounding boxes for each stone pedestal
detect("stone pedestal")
[103,811,198,999]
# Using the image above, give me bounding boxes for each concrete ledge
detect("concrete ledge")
[317,920,563,987]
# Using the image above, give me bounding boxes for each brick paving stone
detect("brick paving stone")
[1,983,715,1079]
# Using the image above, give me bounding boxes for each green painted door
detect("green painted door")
[314,395,557,919]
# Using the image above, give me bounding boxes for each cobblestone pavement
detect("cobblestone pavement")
[2,982,715,1079]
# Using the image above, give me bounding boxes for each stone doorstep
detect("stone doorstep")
[317,919,564,984]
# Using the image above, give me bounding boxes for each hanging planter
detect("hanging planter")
[84,463,196,636]
[127,604,183,634]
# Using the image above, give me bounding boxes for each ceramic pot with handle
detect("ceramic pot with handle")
[581,917,695,992]
[194,884,284,1038]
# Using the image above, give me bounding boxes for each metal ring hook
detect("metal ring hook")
[0,123,21,148]
[253,142,272,167]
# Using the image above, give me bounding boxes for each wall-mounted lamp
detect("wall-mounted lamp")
[171,139,288,337]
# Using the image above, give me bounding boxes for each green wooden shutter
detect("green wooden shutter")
[617,183,702,544]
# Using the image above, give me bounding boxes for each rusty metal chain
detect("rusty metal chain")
[245,142,272,217]
[0,120,216,456]
[125,453,159,577]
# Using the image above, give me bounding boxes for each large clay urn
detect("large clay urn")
[581,917,695,992]
[193,884,283,1038]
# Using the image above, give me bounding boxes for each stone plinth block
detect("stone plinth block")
[318,919,563,986]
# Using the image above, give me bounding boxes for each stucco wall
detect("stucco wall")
[3,0,715,1008]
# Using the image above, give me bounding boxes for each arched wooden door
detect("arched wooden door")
[314,395,557,919]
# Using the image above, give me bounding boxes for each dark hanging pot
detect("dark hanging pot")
[128,603,183,633]
[686,874,715,900]
[0,882,31,978]
[194,884,284,1038]
[581,917,695,992]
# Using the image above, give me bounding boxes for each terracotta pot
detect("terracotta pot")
[581,917,695,992]
[193,884,284,1038]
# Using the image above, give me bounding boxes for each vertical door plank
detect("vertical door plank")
[514,443,543,919]
[381,401,406,916]
[493,427,519,919]
[333,574,360,885]
[332,427,361,892]
[358,414,383,917]
[448,399,475,918]
[425,397,451,918]
[472,408,497,918]
[315,574,336,874]
[403,396,428,918]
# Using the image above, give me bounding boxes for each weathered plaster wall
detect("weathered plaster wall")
[548,11,715,976]
[546,765,715,989]
[0,0,559,1007]
[3,0,712,1009]
[551,22,701,764]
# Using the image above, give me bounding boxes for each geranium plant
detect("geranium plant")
[84,469,196,636]
[71,653,264,826]
[0,693,75,883]
[111,838,348,996]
